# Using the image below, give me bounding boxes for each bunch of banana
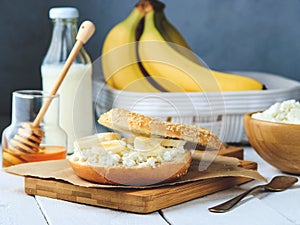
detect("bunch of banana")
[101,0,264,92]
[101,2,160,92]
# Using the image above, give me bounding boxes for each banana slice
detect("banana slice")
[97,132,121,142]
[161,139,186,148]
[122,136,135,146]
[100,139,126,154]
[133,136,163,152]
[75,132,121,149]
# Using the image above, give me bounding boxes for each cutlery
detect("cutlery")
[209,175,298,213]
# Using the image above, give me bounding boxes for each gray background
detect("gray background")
[1,0,300,134]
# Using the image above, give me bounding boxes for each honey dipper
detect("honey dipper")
[7,21,95,155]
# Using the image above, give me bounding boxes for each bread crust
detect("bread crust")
[68,150,192,185]
[98,108,223,150]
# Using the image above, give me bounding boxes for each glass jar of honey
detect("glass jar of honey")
[1,90,67,168]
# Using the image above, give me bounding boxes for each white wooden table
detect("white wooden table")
[1,147,300,225]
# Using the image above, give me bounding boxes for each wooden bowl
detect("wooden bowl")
[244,112,300,174]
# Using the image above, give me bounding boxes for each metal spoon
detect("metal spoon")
[209,175,298,213]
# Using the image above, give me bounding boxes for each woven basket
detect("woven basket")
[93,71,300,143]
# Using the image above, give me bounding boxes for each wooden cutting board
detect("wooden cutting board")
[24,146,256,213]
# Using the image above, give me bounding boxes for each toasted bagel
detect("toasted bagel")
[68,133,192,185]
[98,108,223,150]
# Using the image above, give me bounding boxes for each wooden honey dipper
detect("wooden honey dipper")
[7,21,95,156]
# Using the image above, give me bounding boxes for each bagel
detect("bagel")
[69,108,223,186]
[98,108,223,150]
[68,133,192,185]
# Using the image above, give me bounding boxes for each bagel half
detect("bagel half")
[68,133,192,186]
[98,108,223,150]
[68,149,192,186]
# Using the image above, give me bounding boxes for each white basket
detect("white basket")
[93,71,300,143]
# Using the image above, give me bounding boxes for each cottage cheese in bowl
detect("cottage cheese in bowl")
[252,99,300,124]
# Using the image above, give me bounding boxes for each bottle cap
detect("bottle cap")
[49,7,79,19]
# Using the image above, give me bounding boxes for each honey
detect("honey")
[2,145,66,168]
[1,90,67,168]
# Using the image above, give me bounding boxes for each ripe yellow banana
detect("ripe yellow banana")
[159,12,191,50]
[155,10,202,65]
[138,9,264,92]
[101,5,160,92]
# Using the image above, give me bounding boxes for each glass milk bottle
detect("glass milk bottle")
[41,7,94,154]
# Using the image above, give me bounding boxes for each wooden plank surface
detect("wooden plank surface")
[24,146,256,214]
[35,196,168,225]
[0,171,48,225]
